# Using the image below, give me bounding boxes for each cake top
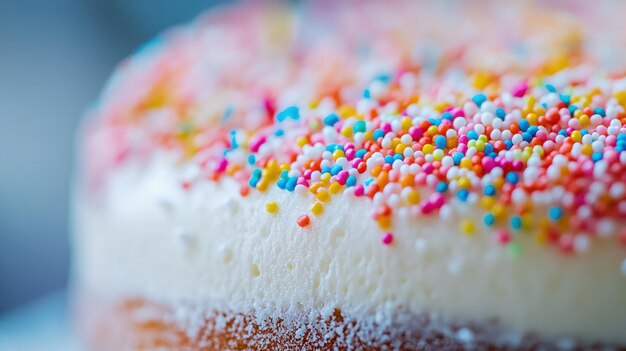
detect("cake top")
[83,1,626,257]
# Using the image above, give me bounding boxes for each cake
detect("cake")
[72,1,626,350]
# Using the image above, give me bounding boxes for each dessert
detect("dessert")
[72,1,626,350]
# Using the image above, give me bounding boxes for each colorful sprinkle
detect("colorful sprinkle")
[297,215,310,228]
[265,202,279,214]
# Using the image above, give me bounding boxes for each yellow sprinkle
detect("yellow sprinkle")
[427,125,438,136]
[341,126,353,138]
[406,190,420,204]
[320,173,331,184]
[433,102,446,112]
[460,220,475,235]
[475,140,485,152]
[521,213,534,231]
[581,144,593,156]
[338,105,356,118]
[422,144,434,154]
[526,113,538,125]
[492,177,504,189]
[457,177,471,189]
[332,149,345,160]
[579,114,590,127]
[316,190,331,202]
[329,181,342,194]
[309,183,322,194]
[279,163,290,172]
[432,149,444,161]
[481,196,496,210]
[265,160,280,180]
[492,203,507,220]
[297,136,309,148]
[257,180,269,192]
[395,144,406,154]
[478,135,488,142]
[311,201,324,215]
[401,117,412,131]
[265,202,278,214]
[460,158,473,169]
[391,138,401,149]
[615,91,626,106]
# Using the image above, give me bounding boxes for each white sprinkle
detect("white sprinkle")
[573,235,590,253]
[415,238,428,253]
[456,328,474,344]
[597,219,615,238]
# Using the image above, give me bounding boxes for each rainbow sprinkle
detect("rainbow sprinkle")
[86,2,626,261]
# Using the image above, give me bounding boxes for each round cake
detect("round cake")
[72,1,626,350]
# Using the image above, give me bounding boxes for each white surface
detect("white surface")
[74,153,626,344]
[0,291,79,351]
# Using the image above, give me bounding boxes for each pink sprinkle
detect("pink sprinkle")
[296,177,309,186]
[215,158,228,173]
[512,82,528,97]
[353,184,365,196]
[431,193,445,208]
[495,230,511,245]
[481,157,495,172]
[336,170,349,184]
[249,135,267,153]
[345,148,355,160]
[422,163,435,174]
[408,126,423,140]
[352,158,363,168]
[451,108,465,117]
[421,201,435,214]
[382,232,394,245]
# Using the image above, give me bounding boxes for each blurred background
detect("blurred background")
[0,0,226,347]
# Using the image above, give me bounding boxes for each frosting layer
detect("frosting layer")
[73,153,626,344]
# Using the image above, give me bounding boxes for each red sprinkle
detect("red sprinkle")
[297,215,310,227]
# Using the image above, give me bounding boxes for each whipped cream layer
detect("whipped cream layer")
[73,153,626,345]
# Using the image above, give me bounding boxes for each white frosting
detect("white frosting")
[72,153,626,345]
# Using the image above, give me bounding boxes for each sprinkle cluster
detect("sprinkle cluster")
[90,3,626,259]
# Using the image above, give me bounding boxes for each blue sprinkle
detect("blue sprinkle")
[558,129,568,137]
[594,107,606,117]
[274,129,285,136]
[548,206,563,221]
[441,112,454,121]
[252,169,262,178]
[355,149,367,159]
[457,189,469,202]
[472,93,488,107]
[511,216,522,230]
[276,178,287,189]
[373,129,385,140]
[522,132,532,142]
[285,177,297,192]
[545,83,557,92]
[527,126,538,137]
[484,184,496,196]
[384,155,394,164]
[280,170,289,179]
[618,134,626,141]
[429,118,441,126]
[221,104,235,122]
[505,172,519,185]
[453,152,464,166]
[321,166,332,174]
[276,106,300,122]
[375,73,391,83]
[483,213,495,226]
[346,176,357,187]
[495,108,506,119]
[247,155,256,165]
[592,151,603,162]
[323,113,340,126]
[436,182,448,193]
[363,89,371,99]
[365,178,375,186]
[249,176,260,188]
[560,94,571,105]
[330,165,343,175]
[581,129,589,136]
[568,105,578,115]
[504,140,513,150]
[467,130,479,140]
[518,119,530,132]
[484,144,494,155]
[435,135,447,149]
[353,120,367,133]
[393,153,403,161]
[488,152,498,158]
